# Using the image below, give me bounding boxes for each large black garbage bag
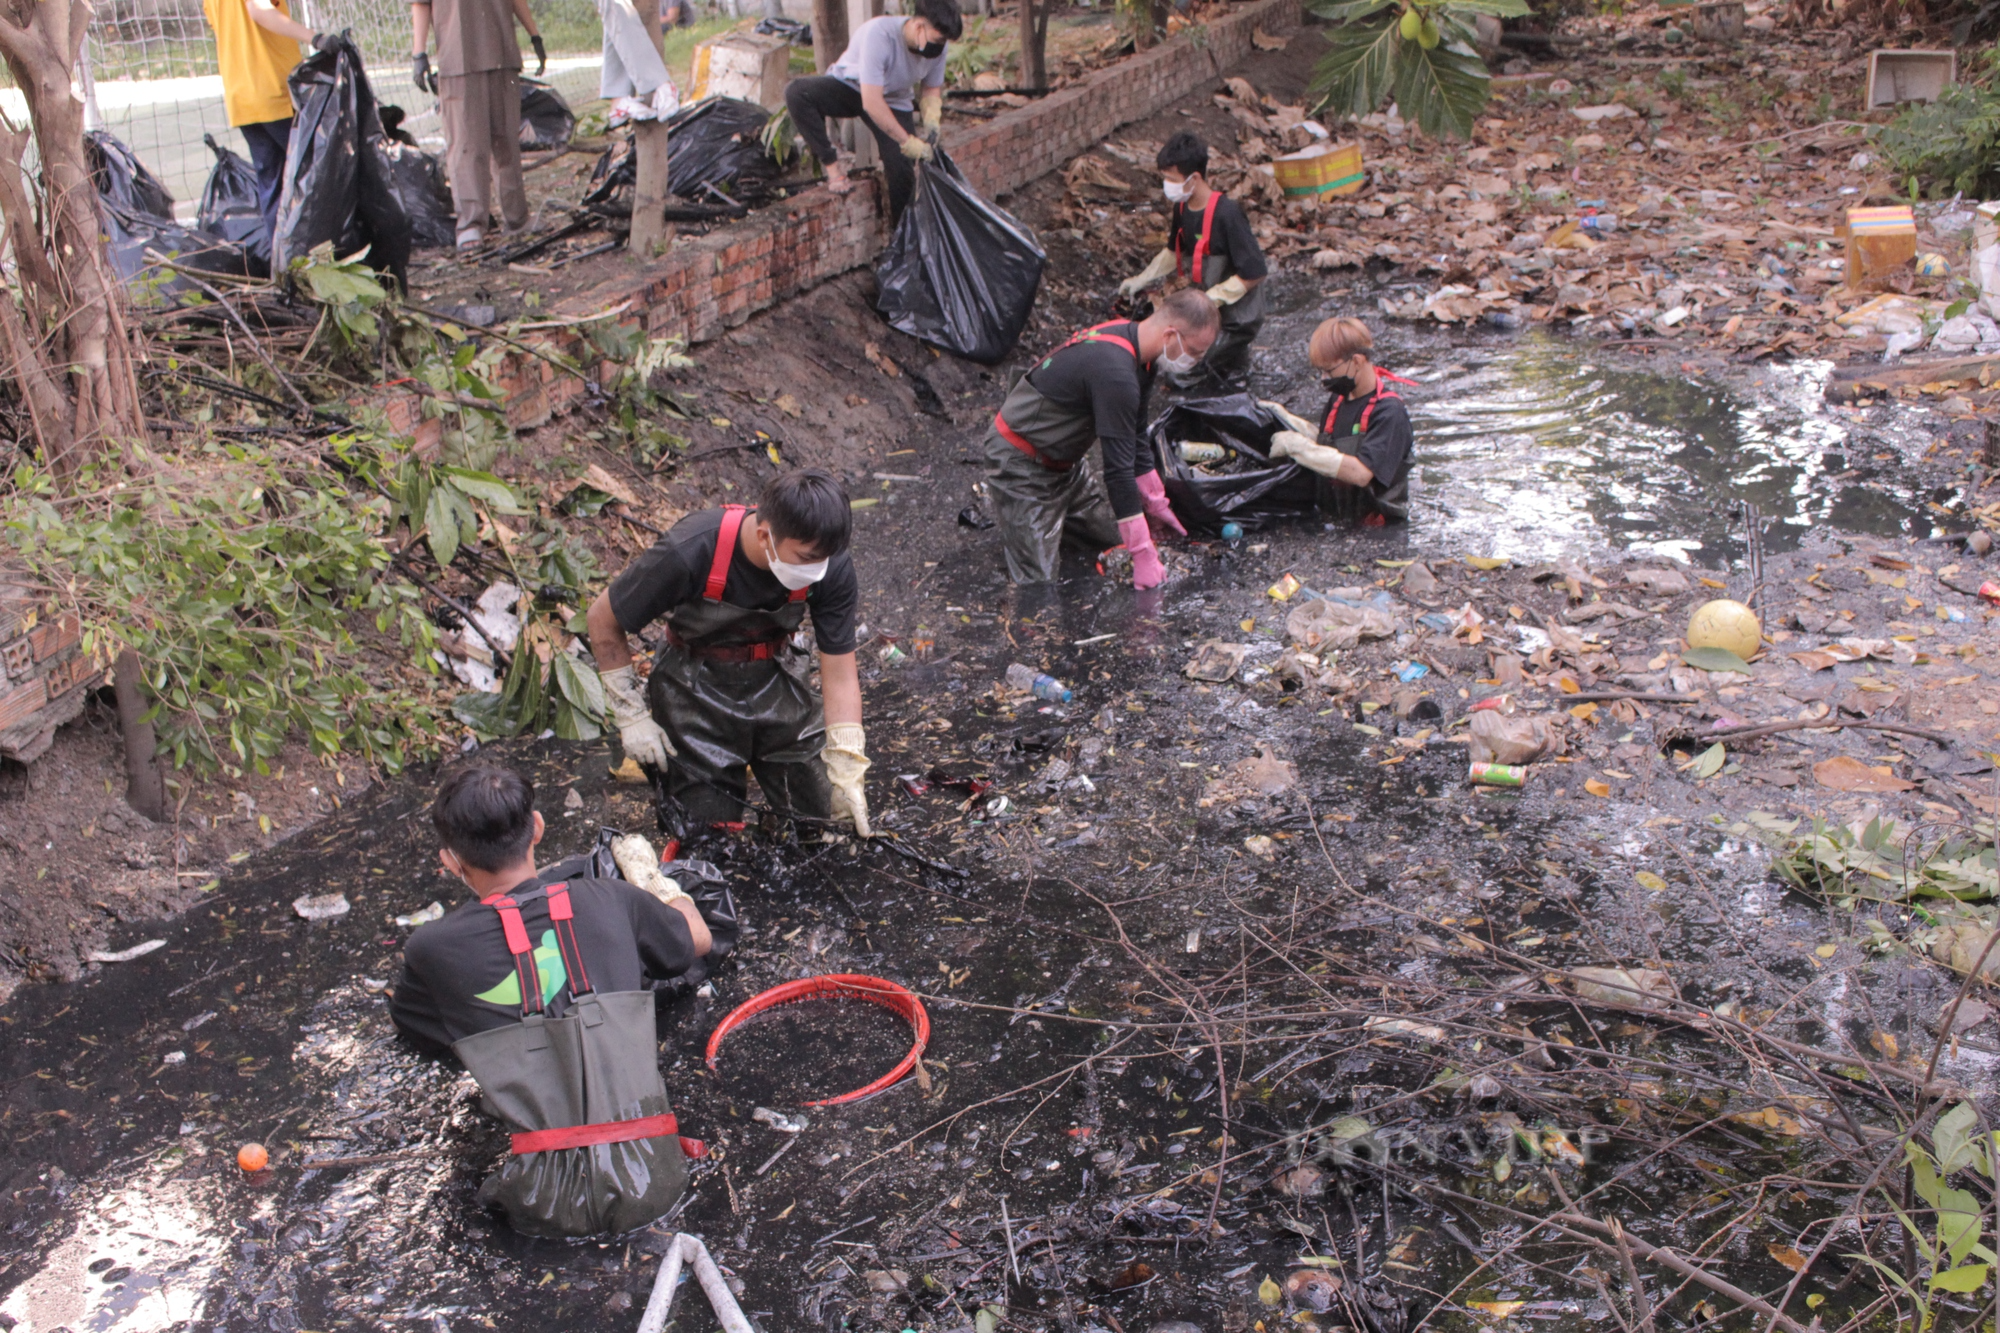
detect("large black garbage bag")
[272,31,411,288]
[554,829,740,995]
[520,79,575,151]
[380,139,457,249]
[1150,394,1328,533]
[86,130,255,293]
[581,97,778,215]
[196,133,271,276]
[876,147,1043,364]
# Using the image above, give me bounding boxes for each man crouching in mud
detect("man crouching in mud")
[391,761,711,1236]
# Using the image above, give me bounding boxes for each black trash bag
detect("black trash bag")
[520,79,575,152]
[380,139,457,250]
[1150,394,1331,534]
[876,147,1044,364]
[581,98,777,216]
[553,828,741,993]
[272,31,411,288]
[753,15,810,43]
[196,133,271,277]
[86,130,255,292]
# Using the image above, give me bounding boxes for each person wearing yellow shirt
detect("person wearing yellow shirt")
[202,0,327,254]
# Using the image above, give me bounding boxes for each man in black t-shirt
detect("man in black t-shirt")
[583,469,873,837]
[982,289,1217,587]
[1266,317,1414,525]
[1118,132,1268,390]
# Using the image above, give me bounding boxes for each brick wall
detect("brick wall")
[0,586,91,763]
[376,0,1302,436]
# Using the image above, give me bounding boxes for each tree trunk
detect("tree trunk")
[1018,0,1047,89]
[113,648,164,821]
[811,0,848,72]
[0,0,150,484]
[628,0,673,256]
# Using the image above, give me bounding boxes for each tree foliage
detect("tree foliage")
[1309,0,1528,140]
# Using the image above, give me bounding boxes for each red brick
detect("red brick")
[0,678,47,731]
[29,614,78,662]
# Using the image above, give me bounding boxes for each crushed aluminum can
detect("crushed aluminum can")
[1468,762,1528,787]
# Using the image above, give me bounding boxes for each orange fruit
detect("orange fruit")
[237,1142,269,1173]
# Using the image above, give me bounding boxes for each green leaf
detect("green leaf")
[1308,0,1398,19]
[440,468,526,513]
[1389,35,1490,140]
[1439,0,1529,13]
[424,485,460,568]
[1937,1102,1981,1176]
[1682,645,1753,674]
[1940,1192,1984,1267]
[550,652,608,722]
[1931,1262,1990,1293]
[450,689,510,736]
[1692,742,1726,779]
[1313,14,1401,121]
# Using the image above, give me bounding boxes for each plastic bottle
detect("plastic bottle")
[1005,663,1072,703]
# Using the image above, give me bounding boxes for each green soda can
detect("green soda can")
[1468,762,1528,787]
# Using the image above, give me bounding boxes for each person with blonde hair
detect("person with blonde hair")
[1263,317,1415,526]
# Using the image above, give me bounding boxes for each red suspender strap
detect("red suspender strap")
[509,1112,709,1160]
[483,894,543,1017]
[996,323,1139,472]
[706,505,747,602]
[1323,375,1411,435]
[544,883,591,998]
[1191,192,1221,283]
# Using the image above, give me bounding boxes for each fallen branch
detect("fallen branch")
[1700,717,1956,747]
[1552,1210,1814,1333]
[146,251,317,420]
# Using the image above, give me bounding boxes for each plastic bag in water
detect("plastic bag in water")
[196,133,271,276]
[581,97,777,216]
[272,31,411,287]
[87,130,255,294]
[1150,395,1331,534]
[520,78,575,151]
[875,147,1044,363]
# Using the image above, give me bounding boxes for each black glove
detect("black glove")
[412,51,436,93]
[530,33,547,76]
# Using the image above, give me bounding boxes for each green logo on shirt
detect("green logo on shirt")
[474,928,568,1008]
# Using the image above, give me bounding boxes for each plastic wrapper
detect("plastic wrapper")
[876,147,1044,364]
[272,31,411,287]
[1149,394,1335,533]
[582,97,778,216]
[87,130,256,294]
[196,134,271,276]
[520,78,576,151]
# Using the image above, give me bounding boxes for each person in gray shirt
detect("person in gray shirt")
[783,0,961,221]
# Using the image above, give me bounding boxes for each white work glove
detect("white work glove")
[610,833,688,904]
[900,135,934,162]
[1269,430,1351,480]
[1118,248,1176,299]
[1259,400,1320,437]
[822,722,872,837]
[919,88,942,141]
[601,664,675,769]
[1205,274,1249,305]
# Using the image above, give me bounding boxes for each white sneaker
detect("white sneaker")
[649,77,681,120]
[455,226,484,251]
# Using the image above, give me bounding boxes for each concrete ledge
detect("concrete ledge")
[376,0,1302,435]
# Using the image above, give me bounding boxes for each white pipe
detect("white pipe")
[636,1234,755,1333]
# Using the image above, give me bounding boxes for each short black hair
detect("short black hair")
[915,0,963,41]
[1156,132,1209,179]
[760,468,851,560]
[432,763,537,873]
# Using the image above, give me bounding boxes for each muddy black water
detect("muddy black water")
[712,999,919,1108]
[0,281,1969,1331]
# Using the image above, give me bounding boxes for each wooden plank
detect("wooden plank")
[1823,353,2000,403]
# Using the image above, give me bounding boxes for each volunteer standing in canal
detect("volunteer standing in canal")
[1118,132,1269,390]
[203,0,321,255]
[585,469,874,839]
[983,289,1219,588]
[784,0,963,222]
[409,0,548,250]
[392,762,711,1236]
[1266,316,1416,526]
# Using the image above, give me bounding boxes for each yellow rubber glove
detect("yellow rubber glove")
[919,88,942,139]
[900,135,935,162]
[1117,248,1176,299]
[822,722,872,836]
[1206,274,1250,305]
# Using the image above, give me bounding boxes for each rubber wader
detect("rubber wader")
[645,504,833,829]
[1165,192,1266,391]
[981,322,1135,583]
[450,880,702,1237]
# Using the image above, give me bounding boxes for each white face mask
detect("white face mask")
[1162,177,1190,203]
[1157,329,1199,375]
[764,531,828,591]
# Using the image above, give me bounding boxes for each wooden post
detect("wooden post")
[1018,0,1047,88]
[811,0,848,73]
[112,648,165,822]
[629,0,672,256]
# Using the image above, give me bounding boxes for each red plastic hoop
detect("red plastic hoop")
[704,974,930,1107]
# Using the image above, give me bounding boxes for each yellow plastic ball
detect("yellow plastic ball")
[1687,599,1761,659]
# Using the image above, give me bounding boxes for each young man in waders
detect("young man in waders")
[982,289,1219,589]
[1265,317,1416,526]
[585,469,873,840]
[1117,132,1268,390]
[390,763,712,1236]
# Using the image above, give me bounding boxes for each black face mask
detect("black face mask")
[917,39,945,56]
[1322,375,1357,398]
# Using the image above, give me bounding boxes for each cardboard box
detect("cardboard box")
[1843,204,1917,289]
[690,31,791,109]
[1272,141,1364,197]
[1865,50,1955,108]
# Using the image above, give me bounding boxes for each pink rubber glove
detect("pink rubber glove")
[1134,469,1186,541]
[1118,515,1165,590]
